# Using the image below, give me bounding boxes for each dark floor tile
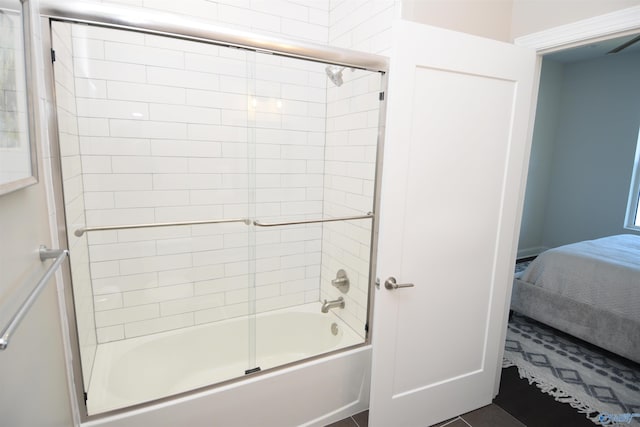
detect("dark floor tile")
[431,417,469,427]
[494,366,594,427]
[461,403,525,427]
[352,410,368,426]
[324,417,358,427]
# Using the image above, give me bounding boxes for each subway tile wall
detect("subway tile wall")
[100,0,329,44]
[55,1,332,344]
[52,22,97,387]
[329,0,398,55]
[320,69,380,339]
[55,0,397,347]
[319,0,397,338]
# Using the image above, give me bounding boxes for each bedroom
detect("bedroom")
[518,37,640,256]
[504,35,640,425]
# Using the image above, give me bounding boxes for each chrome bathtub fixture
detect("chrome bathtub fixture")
[331,269,350,293]
[331,323,339,336]
[325,66,356,87]
[321,297,345,313]
[325,65,345,86]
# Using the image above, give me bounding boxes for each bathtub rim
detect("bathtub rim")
[83,344,372,425]
[84,302,369,421]
[82,344,372,427]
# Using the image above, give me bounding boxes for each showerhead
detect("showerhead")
[325,65,345,87]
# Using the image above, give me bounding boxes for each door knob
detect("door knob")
[384,277,414,290]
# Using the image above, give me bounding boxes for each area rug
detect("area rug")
[503,312,640,426]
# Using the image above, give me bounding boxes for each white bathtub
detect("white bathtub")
[85,303,369,426]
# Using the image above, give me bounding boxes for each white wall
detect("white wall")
[402,0,513,42]
[401,0,640,42]
[541,52,640,247]
[518,52,640,253]
[0,158,74,427]
[517,59,563,257]
[511,0,640,39]
[0,1,73,425]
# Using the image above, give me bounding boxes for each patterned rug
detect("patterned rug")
[504,313,640,426]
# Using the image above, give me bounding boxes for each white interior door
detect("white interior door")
[369,21,537,427]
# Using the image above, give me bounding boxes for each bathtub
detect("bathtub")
[85,303,370,426]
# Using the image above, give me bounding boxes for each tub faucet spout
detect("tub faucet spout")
[321,297,345,313]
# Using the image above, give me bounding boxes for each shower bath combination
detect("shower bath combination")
[42,1,388,423]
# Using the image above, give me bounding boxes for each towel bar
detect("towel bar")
[0,246,69,350]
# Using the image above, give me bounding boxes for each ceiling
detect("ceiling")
[544,33,640,63]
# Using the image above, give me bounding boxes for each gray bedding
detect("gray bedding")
[511,234,640,363]
[519,234,640,323]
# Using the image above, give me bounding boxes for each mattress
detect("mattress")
[518,234,640,323]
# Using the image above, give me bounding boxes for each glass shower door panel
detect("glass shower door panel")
[320,67,381,353]
[251,50,383,371]
[52,22,253,414]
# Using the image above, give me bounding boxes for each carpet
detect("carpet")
[503,313,640,426]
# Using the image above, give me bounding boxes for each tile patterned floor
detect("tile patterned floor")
[325,409,368,427]
[325,403,525,427]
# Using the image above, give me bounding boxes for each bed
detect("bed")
[510,234,640,364]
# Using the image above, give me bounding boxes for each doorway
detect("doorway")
[499,12,640,425]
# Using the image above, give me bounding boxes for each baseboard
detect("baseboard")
[517,246,547,260]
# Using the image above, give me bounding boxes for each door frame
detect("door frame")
[514,5,640,54]
[494,4,640,396]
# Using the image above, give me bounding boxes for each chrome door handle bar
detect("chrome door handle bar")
[74,218,251,237]
[384,277,414,290]
[253,213,373,227]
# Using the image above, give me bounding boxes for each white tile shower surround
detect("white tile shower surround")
[320,69,380,336]
[58,27,324,343]
[319,0,396,337]
[53,22,98,388]
[329,0,397,55]
[54,0,396,357]
[57,21,333,343]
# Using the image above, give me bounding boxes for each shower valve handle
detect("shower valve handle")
[384,277,414,290]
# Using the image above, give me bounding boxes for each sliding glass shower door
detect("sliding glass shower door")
[51,20,382,415]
